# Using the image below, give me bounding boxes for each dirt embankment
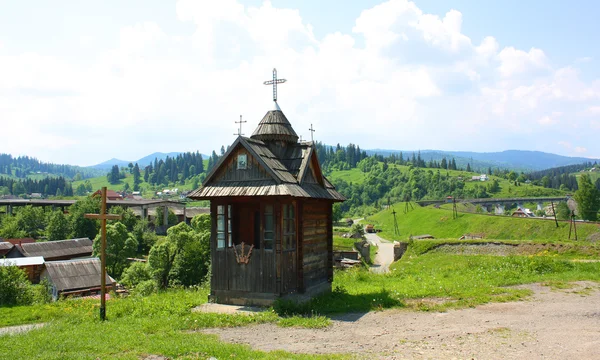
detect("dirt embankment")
[202,282,600,359]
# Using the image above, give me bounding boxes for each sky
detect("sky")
[0,0,599,166]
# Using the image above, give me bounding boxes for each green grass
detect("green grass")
[0,287,338,360]
[333,235,355,251]
[366,202,600,242]
[3,244,600,358]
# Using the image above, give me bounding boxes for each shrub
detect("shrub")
[120,262,152,288]
[0,265,33,306]
[134,280,158,296]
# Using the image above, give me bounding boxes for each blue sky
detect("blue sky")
[0,0,599,166]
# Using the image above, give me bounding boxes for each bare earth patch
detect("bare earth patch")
[201,282,600,359]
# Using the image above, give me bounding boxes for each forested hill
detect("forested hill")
[0,153,103,179]
[364,149,600,172]
[528,162,599,190]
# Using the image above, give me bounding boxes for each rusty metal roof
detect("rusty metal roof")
[43,258,114,292]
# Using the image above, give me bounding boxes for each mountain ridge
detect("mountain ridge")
[364,149,599,171]
[89,152,208,170]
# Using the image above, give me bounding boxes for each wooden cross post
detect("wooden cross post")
[84,187,121,321]
[308,123,316,142]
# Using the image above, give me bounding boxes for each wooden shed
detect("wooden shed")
[41,258,115,301]
[188,101,345,306]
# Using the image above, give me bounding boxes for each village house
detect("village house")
[15,238,93,261]
[41,258,115,301]
[0,256,45,283]
[93,189,122,201]
[188,75,344,305]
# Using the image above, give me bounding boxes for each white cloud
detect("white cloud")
[497,46,548,77]
[575,146,587,153]
[0,0,599,165]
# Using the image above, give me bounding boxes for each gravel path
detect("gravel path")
[201,282,600,359]
[0,323,45,336]
[365,232,394,273]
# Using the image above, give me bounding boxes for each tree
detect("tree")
[132,219,157,254]
[487,179,500,193]
[507,171,517,182]
[132,163,141,191]
[332,203,342,222]
[75,183,87,196]
[120,262,152,288]
[0,265,32,306]
[107,165,121,185]
[15,206,46,238]
[148,241,177,288]
[68,197,101,239]
[123,182,130,192]
[466,163,471,172]
[109,206,137,232]
[148,222,210,288]
[573,174,600,221]
[0,216,27,239]
[46,210,70,241]
[555,201,571,220]
[92,222,138,278]
[190,214,210,233]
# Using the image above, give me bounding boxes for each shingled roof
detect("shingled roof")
[43,258,114,292]
[20,238,93,260]
[188,105,344,202]
[251,105,299,144]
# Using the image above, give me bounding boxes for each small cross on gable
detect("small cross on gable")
[234,115,247,136]
[308,123,316,142]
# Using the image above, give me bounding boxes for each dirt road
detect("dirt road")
[202,282,600,359]
[365,232,394,273]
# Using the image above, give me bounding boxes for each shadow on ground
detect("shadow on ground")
[274,288,403,321]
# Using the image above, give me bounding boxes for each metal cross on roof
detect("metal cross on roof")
[234,115,247,136]
[263,68,287,102]
[308,123,316,142]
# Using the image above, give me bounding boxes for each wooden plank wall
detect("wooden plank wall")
[213,249,276,293]
[214,147,271,183]
[302,200,329,289]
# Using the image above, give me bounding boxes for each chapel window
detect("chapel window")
[264,205,274,250]
[283,203,296,250]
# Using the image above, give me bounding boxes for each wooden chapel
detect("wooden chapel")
[188,69,345,305]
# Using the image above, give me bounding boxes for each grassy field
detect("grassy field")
[2,241,600,358]
[71,159,210,195]
[365,202,600,242]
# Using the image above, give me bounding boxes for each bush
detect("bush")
[0,265,33,306]
[133,280,158,296]
[120,262,152,288]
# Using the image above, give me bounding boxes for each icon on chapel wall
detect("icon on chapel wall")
[237,154,247,170]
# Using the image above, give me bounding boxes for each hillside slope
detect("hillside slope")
[366,203,599,242]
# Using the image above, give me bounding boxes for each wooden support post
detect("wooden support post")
[84,187,121,321]
[551,202,559,228]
